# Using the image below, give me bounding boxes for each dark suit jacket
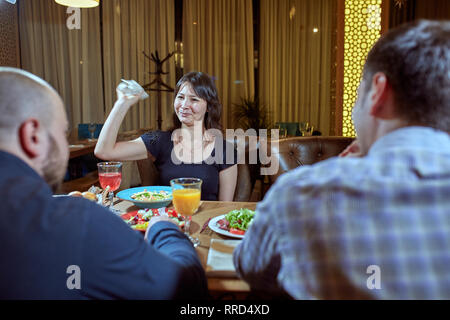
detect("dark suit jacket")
[0,151,208,299]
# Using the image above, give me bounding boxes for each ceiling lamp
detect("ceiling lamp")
[55,0,99,8]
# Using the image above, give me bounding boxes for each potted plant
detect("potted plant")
[232,97,272,132]
[232,97,273,187]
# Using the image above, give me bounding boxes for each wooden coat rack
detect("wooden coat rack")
[142,50,175,130]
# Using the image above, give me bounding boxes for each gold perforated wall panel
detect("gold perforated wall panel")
[0,2,20,67]
[342,0,382,137]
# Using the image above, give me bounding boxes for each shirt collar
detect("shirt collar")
[368,126,450,156]
[0,150,44,182]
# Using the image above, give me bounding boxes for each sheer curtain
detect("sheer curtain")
[182,0,255,130]
[19,0,104,131]
[259,0,336,135]
[102,0,175,132]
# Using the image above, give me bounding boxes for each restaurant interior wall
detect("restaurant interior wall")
[340,0,382,137]
[13,0,341,136]
[7,0,450,138]
[0,0,20,67]
[337,0,450,137]
[258,0,337,136]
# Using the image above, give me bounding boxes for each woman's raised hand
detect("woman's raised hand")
[116,87,143,107]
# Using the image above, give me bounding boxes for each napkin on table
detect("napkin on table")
[206,239,242,278]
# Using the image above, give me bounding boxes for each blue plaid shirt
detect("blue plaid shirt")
[233,127,450,299]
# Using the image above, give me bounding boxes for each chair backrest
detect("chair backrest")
[233,163,252,202]
[136,153,160,187]
[265,136,354,185]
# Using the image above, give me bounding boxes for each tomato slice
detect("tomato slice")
[229,228,245,235]
[121,211,140,221]
[168,209,178,218]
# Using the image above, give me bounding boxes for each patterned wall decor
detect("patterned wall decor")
[0,1,19,67]
[342,0,382,137]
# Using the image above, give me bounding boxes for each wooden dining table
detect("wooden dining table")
[113,200,257,299]
[68,139,97,159]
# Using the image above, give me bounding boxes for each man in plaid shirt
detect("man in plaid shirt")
[233,20,450,299]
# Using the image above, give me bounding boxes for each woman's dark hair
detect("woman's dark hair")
[171,71,222,131]
[363,20,450,132]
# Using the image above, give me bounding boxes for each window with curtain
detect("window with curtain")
[182,0,255,130]
[19,0,104,132]
[18,0,340,136]
[19,0,175,133]
[259,0,337,135]
[102,0,175,132]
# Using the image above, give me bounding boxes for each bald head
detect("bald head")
[0,67,65,145]
[0,68,69,192]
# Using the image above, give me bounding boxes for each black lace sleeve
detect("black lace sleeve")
[140,130,168,159]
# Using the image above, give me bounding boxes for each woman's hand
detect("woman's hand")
[115,88,143,108]
[94,87,148,161]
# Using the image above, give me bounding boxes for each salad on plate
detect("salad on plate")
[121,207,184,232]
[131,189,172,202]
[216,208,255,236]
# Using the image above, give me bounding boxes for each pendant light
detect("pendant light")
[55,0,99,8]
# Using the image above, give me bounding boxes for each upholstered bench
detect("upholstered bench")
[263,136,354,186]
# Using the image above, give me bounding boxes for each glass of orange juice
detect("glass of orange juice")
[170,178,202,247]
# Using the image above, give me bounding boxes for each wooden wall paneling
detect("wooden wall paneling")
[381,0,391,35]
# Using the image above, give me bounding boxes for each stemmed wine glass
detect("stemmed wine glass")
[97,162,122,214]
[276,123,287,138]
[299,122,314,136]
[88,123,97,141]
[170,178,202,247]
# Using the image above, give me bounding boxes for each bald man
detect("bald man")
[0,68,208,300]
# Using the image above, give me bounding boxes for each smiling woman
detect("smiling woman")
[94,71,238,202]
[172,72,222,131]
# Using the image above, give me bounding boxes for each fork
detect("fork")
[200,218,212,234]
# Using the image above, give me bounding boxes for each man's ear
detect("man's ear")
[18,118,45,159]
[368,72,396,119]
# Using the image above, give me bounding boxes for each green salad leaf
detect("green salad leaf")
[131,190,171,201]
[225,208,255,231]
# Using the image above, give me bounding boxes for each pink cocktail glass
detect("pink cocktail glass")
[97,162,122,211]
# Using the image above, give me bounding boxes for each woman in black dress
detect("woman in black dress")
[95,71,237,201]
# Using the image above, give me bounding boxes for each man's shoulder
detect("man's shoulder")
[49,196,110,228]
[53,196,128,227]
[273,156,369,189]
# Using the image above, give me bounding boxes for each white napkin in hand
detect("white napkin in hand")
[118,79,149,100]
[206,239,242,278]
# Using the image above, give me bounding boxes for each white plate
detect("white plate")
[208,214,245,239]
